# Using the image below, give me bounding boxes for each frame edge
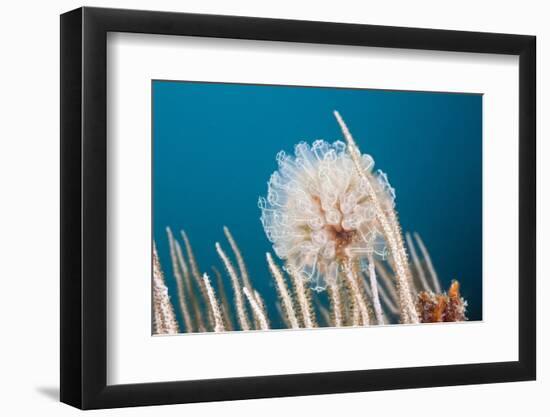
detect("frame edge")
[60,7,84,409]
[518,35,536,381]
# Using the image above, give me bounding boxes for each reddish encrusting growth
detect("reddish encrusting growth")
[416,280,467,323]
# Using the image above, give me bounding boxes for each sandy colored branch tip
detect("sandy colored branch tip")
[223,226,254,294]
[266,253,300,329]
[215,242,251,331]
[343,259,370,326]
[202,273,225,332]
[166,227,194,333]
[367,256,385,325]
[152,243,179,334]
[286,264,316,328]
[243,287,269,330]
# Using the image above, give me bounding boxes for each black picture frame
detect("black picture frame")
[60,6,536,410]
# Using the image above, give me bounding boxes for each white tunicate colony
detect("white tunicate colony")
[259,140,395,291]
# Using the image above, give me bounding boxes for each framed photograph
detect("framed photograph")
[60,6,536,409]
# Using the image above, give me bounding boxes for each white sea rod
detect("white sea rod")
[243,287,269,330]
[215,242,251,330]
[266,252,300,329]
[202,273,226,332]
[152,243,179,334]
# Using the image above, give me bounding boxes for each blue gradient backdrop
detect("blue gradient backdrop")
[153,80,482,328]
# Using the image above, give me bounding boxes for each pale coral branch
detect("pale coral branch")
[166,227,194,333]
[414,232,442,293]
[266,253,299,329]
[405,232,431,293]
[352,301,361,326]
[212,266,233,331]
[318,303,332,328]
[378,287,399,315]
[343,259,370,326]
[202,273,226,333]
[340,278,355,326]
[327,280,343,327]
[275,301,291,328]
[224,226,263,328]
[387,205,417,315]
[254,290,270,328]
[367,256,385,325]
[215,242,250,331]
[174,240,192,296]
[180,230,202,287]
[243,287,269,330]
[223,226,254,295]
[152,295,162,332]
[286,264,316,328]
[152,243,179,334]
[181,230,214,329]
[334,110,418,324]
[374,260,399,305]
[363,272,399,315]
[174,239,205,332]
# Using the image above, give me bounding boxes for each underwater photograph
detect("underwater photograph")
[152,80,482,335]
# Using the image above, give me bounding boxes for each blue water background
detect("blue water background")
[153,80,482,328]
